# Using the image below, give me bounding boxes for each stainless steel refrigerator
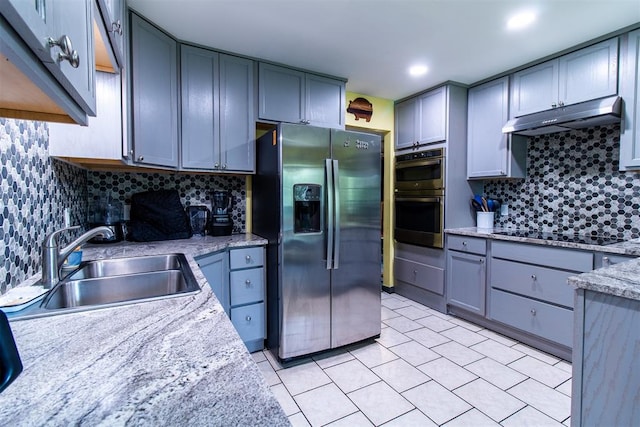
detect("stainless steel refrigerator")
[252,123,381,361]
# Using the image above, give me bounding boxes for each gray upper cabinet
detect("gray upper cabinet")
[620,29,640,170]
[395,86,447,151]
[181,47,255,173]
[259,62,345,128]
[95,0,125,69]
[467,76,526,179]
[0,0,96,119]
[130,12,178,168]
[510,38,618,118]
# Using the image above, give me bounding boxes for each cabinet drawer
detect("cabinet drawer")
[492,241,593,272]
[491,258,574,308]
[395,257,444,295]
[490,289,573,347]
[229,247,264,270]
[230,267,264,306]
[231,302,265,343]
[448,235,487,255]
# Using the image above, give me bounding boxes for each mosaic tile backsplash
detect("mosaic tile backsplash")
[485,124,640,240]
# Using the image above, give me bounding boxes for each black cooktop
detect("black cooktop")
[493,230,626,246]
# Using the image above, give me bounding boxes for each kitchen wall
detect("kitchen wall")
[486,124,640,240]
[0,118,246,293]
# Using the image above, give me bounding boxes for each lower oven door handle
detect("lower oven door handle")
[395,197,441,203]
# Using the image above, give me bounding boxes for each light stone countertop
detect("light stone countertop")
[445,227,640,302]
[0,234,291,427]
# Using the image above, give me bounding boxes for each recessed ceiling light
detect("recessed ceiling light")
[507,11,536,30]
[409,65,428,77]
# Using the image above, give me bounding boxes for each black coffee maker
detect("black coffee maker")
[210,190,233,236]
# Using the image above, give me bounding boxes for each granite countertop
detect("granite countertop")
[0,234,291,427]
[446,227,640,302]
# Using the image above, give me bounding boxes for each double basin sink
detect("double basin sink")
[9,254,201,320]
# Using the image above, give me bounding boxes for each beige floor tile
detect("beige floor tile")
[251,350,267,363]
[555,378,572,397]
[270,383,300,416]
[501,405,565,426]
[289,412,311,427]
[405,327,451,348]
[376,325,413,347]
[313,348,355,370]
[470,339,526,365]
[432,341,484,366]
[512,343,560,365]
[381,297,413,310]
[402,381,472,425]
[381,409,438,426]
[442,409,500,426]
[323,359,381,393]
[264,348,286,371]
[465,357,528,390]
[257,360,281,386]
[350,342,399,368]
[447,316,484,332]
[381,306,400,321]
[509,356,571,388]
[454,378,526,422]
[326,411,374,426]
[394,305,430,320]
[348,381,414,425]
[477,328,519,346]
[563,416,571,426]
[383,316,423,333]
[387,340,440,366]
[278,361,332,396]
[416,315,457,332]
[441,326,488,347]
[371,358,430,392]
[554,360,572,374]
[508,378,571,422]
[294,383,358,426]
[418,357,477,390]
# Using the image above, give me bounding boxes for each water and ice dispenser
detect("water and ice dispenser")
[293,184,321,233]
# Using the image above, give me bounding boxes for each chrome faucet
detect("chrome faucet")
[40,225,115,289]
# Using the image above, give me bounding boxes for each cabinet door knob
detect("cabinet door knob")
[47,35,80,68]
[246,315,252,322]
[530,309,537,316]
[551,102,557,108]
[111,20,123,36]
[558,101,565,107]
[479,258,484,264]
[214,163,220,169]
[245,255,252,263]
[137,155,144,161]
[462,241,467,246]
[245,279,251,286]
[603,256,610,267]
[531,274,537,280]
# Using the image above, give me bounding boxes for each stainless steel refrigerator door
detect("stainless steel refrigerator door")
[279,124,332,359]
[330,129,382,348]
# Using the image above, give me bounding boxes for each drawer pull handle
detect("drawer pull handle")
[246,315,252,322]
[462,241,467,246]
[531,274,536,281]
[246,255,252,263]
[245,279,251,286]
[603,256,610,267]
[530,309,536,316]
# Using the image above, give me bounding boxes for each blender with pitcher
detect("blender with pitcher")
[210,190,233,236]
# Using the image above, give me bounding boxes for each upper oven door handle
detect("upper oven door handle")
[395,197,441,203]
[395,158,442,169]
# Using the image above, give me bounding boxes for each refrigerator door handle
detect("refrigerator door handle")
[325,159,334,270]
[332,159,340,269]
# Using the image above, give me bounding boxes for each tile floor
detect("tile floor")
[252,292,572,426]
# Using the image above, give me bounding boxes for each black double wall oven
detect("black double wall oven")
[394,147,445,248]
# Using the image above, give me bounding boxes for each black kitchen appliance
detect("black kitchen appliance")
[89,196,125,243]
[187,206,210,236]
[210,190,233,236]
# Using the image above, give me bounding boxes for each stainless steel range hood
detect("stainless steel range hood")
[502,96,622,136]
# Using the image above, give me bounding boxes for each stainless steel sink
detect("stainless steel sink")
[8,254,201,320]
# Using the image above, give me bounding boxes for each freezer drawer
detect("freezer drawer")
[231,302,265,343]
[490,289,573,347]
[230,267,265,306]
[230,247,264,270]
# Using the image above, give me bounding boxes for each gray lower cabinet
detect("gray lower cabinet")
[466,76,526,179]
[181,47,255,172]
[572,289,640,426]
[446,236,486,315]
[620,29,640,170]
[130,12,178,168]
[197,246,266,352]
[394,243,446,312]
[258,62,345,129]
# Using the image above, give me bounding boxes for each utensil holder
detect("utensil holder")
[477,211,495,230]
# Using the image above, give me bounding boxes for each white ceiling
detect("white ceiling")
[127,0,640,101]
